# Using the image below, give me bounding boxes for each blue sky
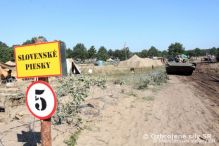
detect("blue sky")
[0,0,219,51]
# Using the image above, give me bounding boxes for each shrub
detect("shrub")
[52,75,106,125]
[114,79,125,85]
[137,78,150,89]
[142,96,154,101]
[137,69,168,90]
[150,70,168,85]
[64,130,81,146]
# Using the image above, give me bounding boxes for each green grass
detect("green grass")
[65,130,81,146]
[126,91,137,97]
[88,66,162,83]
[142,96,154,101]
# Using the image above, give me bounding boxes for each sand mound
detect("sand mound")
[118,55,162,68]
[5,61,16,67]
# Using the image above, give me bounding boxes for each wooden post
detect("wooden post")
[38,77,52,146]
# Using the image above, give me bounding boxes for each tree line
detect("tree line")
[64,42,219,61]
[0,36,219,63]
[0,42,14,63]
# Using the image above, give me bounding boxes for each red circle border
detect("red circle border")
[26,80,57,120]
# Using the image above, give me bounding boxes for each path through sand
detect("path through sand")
[77,76,219,146]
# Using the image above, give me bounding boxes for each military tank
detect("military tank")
[166,54,196,75]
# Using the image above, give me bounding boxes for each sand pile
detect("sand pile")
[118,55,162,68]
[5,61,16,67]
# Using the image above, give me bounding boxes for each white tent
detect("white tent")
[107,58,114,62]
[66,58,81,74]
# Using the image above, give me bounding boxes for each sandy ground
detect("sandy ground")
[77,75,219,146]
[0,64,218,146]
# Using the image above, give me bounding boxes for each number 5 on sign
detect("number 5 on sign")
[35,89,47,111]
[26,81,57,120]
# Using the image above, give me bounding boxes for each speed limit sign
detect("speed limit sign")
[26,81,57,120]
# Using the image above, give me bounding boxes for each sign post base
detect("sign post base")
[41,118,52,146]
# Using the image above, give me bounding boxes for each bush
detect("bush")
[53,75,106,125]
[114,79,125,85]
[150,70,168,85]
[137,78,150,89]
[137,69,168,90]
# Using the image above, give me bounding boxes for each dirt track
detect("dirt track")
[77,65,219,146]
[185,63,219,119]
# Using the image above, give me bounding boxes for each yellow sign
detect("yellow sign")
[14,41,62,78]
